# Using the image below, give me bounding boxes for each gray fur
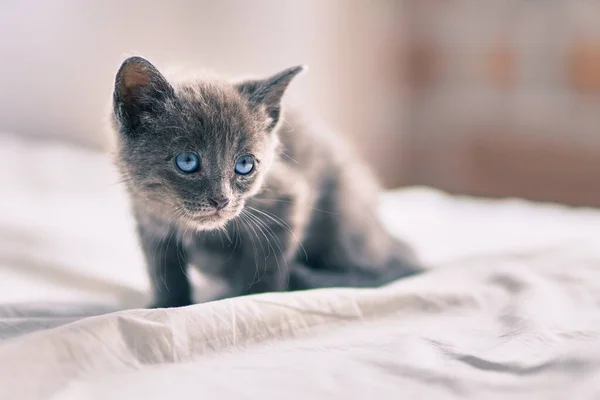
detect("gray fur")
[111,56,421,308]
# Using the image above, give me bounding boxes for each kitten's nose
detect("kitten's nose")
[208,196,230,210]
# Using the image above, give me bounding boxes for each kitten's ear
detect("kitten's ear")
[236,65,306,130]
[113,56,174,132]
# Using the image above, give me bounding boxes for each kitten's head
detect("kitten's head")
[111,56,304,230]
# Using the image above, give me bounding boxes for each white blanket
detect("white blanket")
[2,133,600,400]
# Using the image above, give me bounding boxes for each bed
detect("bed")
[1,132,600,400]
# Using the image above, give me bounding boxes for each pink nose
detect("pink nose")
[208,196,230,210]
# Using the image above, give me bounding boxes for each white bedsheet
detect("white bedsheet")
[1,133,600,400]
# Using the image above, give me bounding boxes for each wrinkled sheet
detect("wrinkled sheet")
[1,133,600,400]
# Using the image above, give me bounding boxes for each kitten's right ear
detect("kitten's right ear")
[236,65,306,131]
[113,56,174,133]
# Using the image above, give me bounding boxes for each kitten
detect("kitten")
[111,56,422,308]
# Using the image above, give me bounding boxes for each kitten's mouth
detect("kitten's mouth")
[183,205,242,230]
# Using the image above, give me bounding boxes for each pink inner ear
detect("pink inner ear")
[121,65,151,96]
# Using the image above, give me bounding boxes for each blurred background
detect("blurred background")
[1,0,599,206]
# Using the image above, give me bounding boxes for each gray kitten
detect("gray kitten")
[111,56,421,308]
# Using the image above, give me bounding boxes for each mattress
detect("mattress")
[1,132,600,400]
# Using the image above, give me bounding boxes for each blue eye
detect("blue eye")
[234,155,255,175]
[175,152,200,173]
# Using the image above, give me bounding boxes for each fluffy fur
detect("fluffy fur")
[111,56,421,307]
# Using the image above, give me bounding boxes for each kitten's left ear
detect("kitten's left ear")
[236,65,306,130]
[113,56,175,133]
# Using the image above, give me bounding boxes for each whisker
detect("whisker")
[242,211,275,286]
[218,229,224,249]
[281,151,299,164]
[247,206,308,262]
[222,225,232,243]
[243,211,272,260]
[112,177,134,186]
[238,214,261,288]
[241,212,270,287]
[175,228,190,281]
[244,210,287,289]
[241,213,266,261]
[162,229,177,293]
[233,219,241,252]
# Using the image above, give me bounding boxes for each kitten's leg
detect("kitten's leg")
[290,230,421,290]
[139,227,192,308]
[287,249,421,290]
[295,179,422,289]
